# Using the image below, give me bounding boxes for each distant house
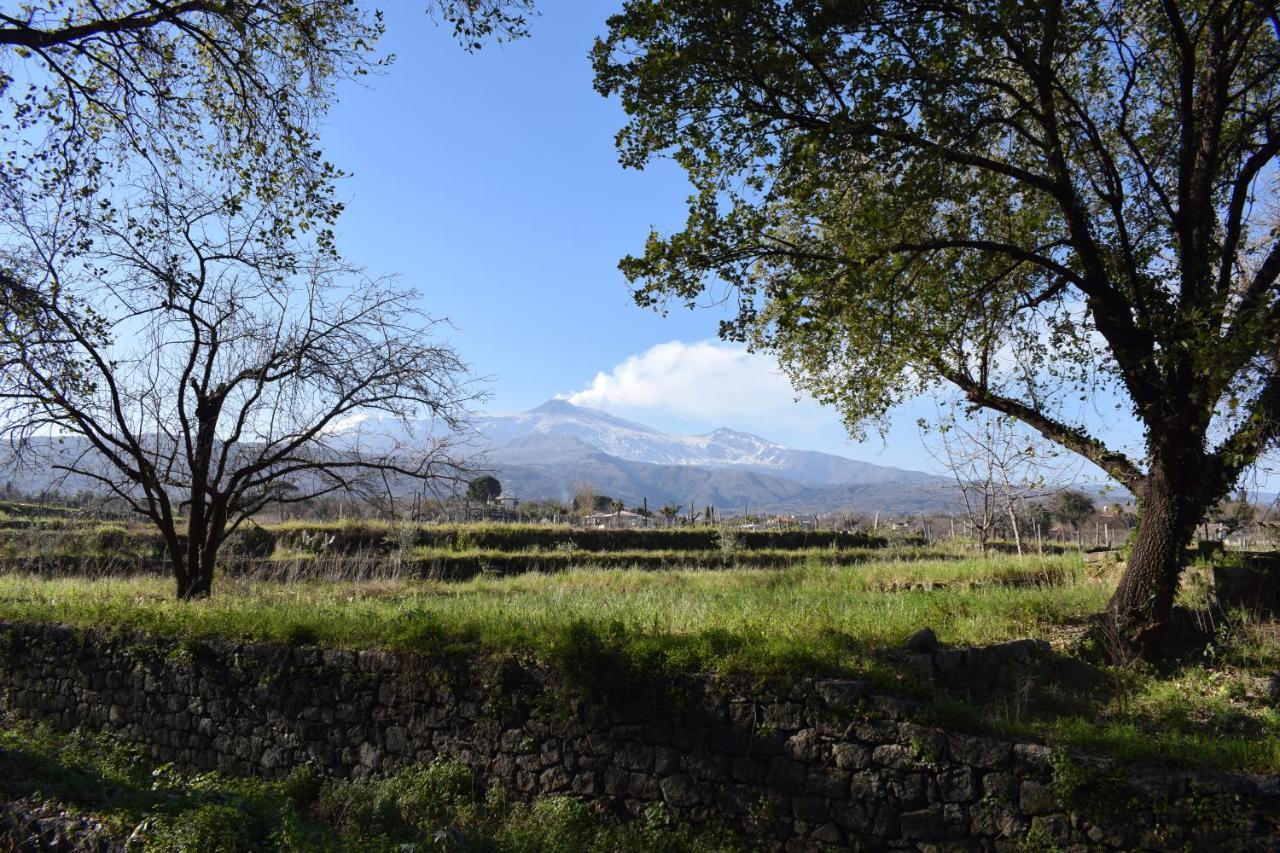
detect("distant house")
[584,510,650,529]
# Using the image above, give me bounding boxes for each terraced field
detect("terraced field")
[1,518,1277,850]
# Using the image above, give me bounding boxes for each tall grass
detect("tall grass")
[0,555,1102,677]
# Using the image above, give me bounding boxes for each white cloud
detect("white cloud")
[564,340,808,423]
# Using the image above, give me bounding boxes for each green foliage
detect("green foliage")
[409,546,906,579]
[0,722,300,849]
[591,0,1280,482]
[315,758,480,838]
[90,526,132,555]
[276,521,890,554]
[467,475,503,503]
[592,0,1280,653]
[0,520,901,566]
[736,529,886,550]
[226,525,279,559]
[1051,492,1095,532]
[144,804,255,853]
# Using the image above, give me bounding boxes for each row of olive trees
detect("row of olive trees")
[0,2,533,598]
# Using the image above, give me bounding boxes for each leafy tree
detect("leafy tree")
[0,0,532,389]
[467,475,503,503]
[594,1,1280,657]
[1053,490,1098,540]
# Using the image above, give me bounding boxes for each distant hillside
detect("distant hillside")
[469,401,955,514]
[476,399,939,485]
[0,401,964,514]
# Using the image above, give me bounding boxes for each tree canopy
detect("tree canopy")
[467,475,503,503]
[594,0,1280,655]
[0,1,534,380]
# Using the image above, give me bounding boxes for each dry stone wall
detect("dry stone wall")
[1,621,1277,852]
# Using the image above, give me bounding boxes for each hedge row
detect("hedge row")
[2,546,930,584]
[407,548,894,580]
[1,522,896,563]
[271,524,891,554]
[733,530,898,550]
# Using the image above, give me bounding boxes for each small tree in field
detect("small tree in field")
[467,475,503,504]
[1053,490,1097,545]
[1,186,474,599]
[928,406,1069,556]
[571,482,598,519]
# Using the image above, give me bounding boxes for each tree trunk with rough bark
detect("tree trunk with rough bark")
[1106,462,1205,658]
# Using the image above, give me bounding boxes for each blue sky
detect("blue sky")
[320,3,931,460]
[317,4,1272,493]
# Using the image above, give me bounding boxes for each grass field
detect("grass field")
[2,550,1278,774]
[0,555,1099,672]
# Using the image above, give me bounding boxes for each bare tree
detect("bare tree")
[930,419,1000,557]
[1,182,475,599]
[571,482,597,520]
[929,407,1075,556]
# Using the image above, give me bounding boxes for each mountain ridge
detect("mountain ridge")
[474,399,938,489]
[471,399,954,513]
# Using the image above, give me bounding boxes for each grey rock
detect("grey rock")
[907,627,940,654]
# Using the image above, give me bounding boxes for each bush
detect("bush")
[144,804,253,852]
[266,522,896,556]
[735,529,886,550]
[415,525,722,553]
[224,525,277,559]
[90,525,132,555]
[314,758,479,839]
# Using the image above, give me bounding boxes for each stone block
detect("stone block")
[900,808,946,841]
[1019,780,1058,816]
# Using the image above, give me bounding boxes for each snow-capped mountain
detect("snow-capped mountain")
[474,399,937,488]
[0,400,956,514]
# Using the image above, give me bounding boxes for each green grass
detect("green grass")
[0,719,741,852]
[2,553,1277,774]
[0,555,1102,679]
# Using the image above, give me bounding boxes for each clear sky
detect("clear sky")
[320,3,935,461]
[317,3,1272,493]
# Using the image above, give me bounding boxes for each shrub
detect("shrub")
[91,525,132,555]
[224,525,277,559]
[735,529,887,550]
[314,758,479,839]
[143,804,253,852]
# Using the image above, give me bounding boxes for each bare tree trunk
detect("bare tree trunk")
[181,554,214,599]
[1007,504,1023,556]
